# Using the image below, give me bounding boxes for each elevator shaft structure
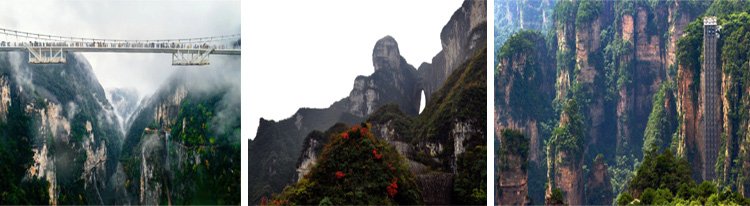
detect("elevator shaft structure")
[701,16,720,181]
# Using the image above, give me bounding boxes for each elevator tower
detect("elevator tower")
[701,16,720,180]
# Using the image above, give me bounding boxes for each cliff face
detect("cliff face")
[575,6,604,151]
[497,129,530,205]
[0,52,123,205]
[585,156,613,205]
[495,0,714,204]
[413,47,486,174]
[495,30,555,165]
[345,36,421,117]
[419,0,486,103]
[249,36,420,203]
[547,150,584,205]
[545,99,585,206]
[0,75,10,122]
[700,10,750,192]
[120,58,241,204]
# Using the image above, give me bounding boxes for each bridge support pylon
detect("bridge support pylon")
[27,46,66,64]
[172,48,213,66]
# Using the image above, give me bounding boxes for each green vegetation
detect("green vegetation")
[274,124,422,205]
[414,47,486,144]
[575,1,602,29]
[495,27,555,204]
[715,12,750,189]
[618,146,750,205]
[0,100,50,205]
[642,82,678,156]
[413,47,486,173]
[497,129,529,171]
[706,0,750,17]
[366,103,414,142]
[296,123,349,169]
[170,91,240,205]
[628,146,693,198]
[585,154,614,205]
[123,89,240,205]
[549,99,586,162]
[548,187,566,205]
[496,30,554,122]
[494,0,556,68]
[454,145,487,205]
[672,3,750,191]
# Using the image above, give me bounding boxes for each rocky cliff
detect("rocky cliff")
[585,155,613,205]
[249,36,420,203]
[0,52,123,205]
[345,36,421,117]
[120,57,241,204]
[419,0,486,103]
[545,100,585,206]
[251,1,488,203]
[495,30,555,166]
[495,0,713,204]
[497,129,530,205]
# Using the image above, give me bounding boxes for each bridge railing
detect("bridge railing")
[0,28,240,66]
[0,28,240,50]
[0,40,240,50]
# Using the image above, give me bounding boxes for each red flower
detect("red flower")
[356,144,360,148]
[386,178,398,196]
[373,149,382,159]
[335,171,346,179]
[342,133,349,140]
[360,128,368,136]
[353,125,360,132]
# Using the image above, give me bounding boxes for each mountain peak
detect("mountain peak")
[372,35,401,72]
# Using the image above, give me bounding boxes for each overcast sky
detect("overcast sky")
[248,0,463,139]
[0,0,240,99]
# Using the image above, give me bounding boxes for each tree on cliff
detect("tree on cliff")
[549,99,585,162]
[272,123,422,205]
[642,82,677,156]
[616,145,750,205]
[547,187,566,205]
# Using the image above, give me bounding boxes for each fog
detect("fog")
[0,0,241,98]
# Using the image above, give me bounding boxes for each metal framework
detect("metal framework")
[0,27,240,66]
[172,48,214,66]
[26,46,65,64]
[702,16,720,181]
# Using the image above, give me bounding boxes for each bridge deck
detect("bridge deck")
[0,46,239,55]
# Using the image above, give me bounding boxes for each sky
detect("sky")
[0,0,241,99]
[247,0,463,139]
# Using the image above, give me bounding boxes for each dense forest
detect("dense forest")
[496,0,750,205]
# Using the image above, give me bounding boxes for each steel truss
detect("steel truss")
[172,48,214,66]
[27,46,65,64]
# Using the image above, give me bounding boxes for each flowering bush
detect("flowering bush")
[386,178,398,196]
[335,171,346,179]
[273,123,422,205]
